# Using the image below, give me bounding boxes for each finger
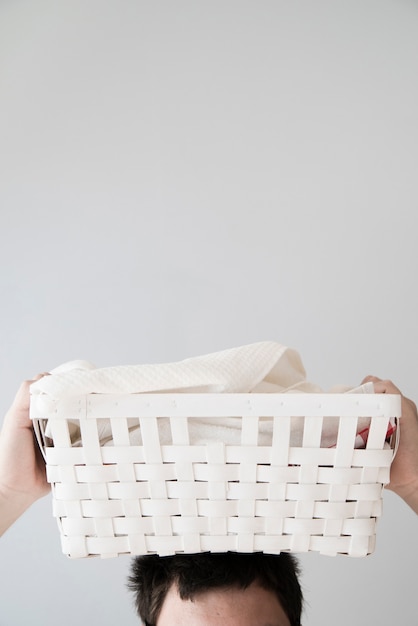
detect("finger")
[31,372,50,382]
[371,380,401,395]
[361,375,382,385]
[5,373,51,423]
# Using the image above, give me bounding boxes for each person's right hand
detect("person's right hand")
[0,375,50,535]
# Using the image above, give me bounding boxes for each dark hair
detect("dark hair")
[128,551,303,626]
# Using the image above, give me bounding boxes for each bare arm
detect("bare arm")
[0,376,50,535]
[363,376,418,514]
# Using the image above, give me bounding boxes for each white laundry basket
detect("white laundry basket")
[30,392,401,559]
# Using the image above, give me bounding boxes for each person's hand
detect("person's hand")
[362,376,418,514]
[0,375,50,535]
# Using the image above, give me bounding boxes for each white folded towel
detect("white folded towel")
[30,341,378,448]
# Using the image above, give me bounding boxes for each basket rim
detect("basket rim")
[30,392,402,420]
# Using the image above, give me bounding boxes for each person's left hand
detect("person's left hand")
[362,375,418,514]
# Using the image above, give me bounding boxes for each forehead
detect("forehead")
[156,582,291,626]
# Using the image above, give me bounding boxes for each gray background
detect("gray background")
[0,0,417,624]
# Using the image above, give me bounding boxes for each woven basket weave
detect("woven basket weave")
[30,392,401,559]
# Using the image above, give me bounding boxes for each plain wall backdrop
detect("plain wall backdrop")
[0,1,417,624]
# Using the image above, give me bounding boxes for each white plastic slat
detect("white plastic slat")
[30,393,402,419]
[241,415,259,445]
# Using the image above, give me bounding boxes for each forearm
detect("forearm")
[389,480,418,515]
[0,486,37,536]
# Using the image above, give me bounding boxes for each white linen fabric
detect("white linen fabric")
[30,341,376,448]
